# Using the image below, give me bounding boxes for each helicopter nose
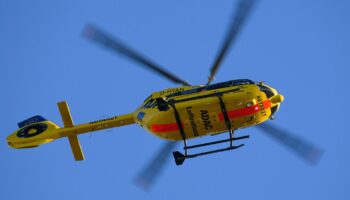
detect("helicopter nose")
[7,141,13,147]
[270,94,284,104]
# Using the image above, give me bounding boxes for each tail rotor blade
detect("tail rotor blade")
[83,24,190,86]
[207,0,257,85]
[256,123,323,165]
[134,141,178,190]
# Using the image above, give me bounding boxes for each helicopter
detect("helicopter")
[6,0,322,189]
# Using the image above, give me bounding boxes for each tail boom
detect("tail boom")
[7,101,135,161]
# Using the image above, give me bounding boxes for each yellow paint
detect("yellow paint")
[28,129,37,135]
[7,113,135,149]
[57,101,84,161]
[135,82,283,140]
[6,81,283,161]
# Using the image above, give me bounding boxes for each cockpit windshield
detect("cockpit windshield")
[258,84,274,98]
[271,105,279,116]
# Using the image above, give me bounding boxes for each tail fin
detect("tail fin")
[7,116,61,148]
[7,101,135,161]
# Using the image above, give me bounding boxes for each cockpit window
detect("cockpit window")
[271,105,278,116]
[258,85,274,98]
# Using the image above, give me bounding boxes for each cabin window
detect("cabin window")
[206,79,254,90]
[232,79,254,86]
[137,112,145,121]
[150,100,158,108]
[166,79,254,98]
[206,81,233,90]
[143,99,155,108]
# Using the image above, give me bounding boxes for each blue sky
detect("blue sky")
[1,0,349,199]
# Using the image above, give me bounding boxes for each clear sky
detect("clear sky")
[1,0,349,199]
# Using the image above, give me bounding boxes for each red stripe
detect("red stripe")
[151,100,271,133]
[263,100,271,108]
[151,123,181,133]
[218,100,271,121]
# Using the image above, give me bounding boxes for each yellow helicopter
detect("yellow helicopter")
[6,0,322,189]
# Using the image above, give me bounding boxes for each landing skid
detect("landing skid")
[156,95,250,166]
[173,134,249,165]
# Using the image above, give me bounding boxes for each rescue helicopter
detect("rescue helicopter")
[6,0,322,189]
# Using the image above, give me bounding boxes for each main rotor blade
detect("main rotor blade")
[207,0,257,85]
[134,141,178,190]
[83,24,190,86]
[256,123,323,165]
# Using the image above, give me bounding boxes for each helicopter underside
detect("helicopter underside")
[135,84,273,141]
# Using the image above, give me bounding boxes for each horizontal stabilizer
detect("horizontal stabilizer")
[58,101,85,161]
[68,135,84,161]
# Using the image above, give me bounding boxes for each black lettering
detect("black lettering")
[256,96,267,116]
[89,116,118,124]
[187,107,198,136]
[160,88,185,96]
[200,110,213,130]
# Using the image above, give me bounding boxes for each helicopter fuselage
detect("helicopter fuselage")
[134,79,283,141]
[6,79,283,162]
